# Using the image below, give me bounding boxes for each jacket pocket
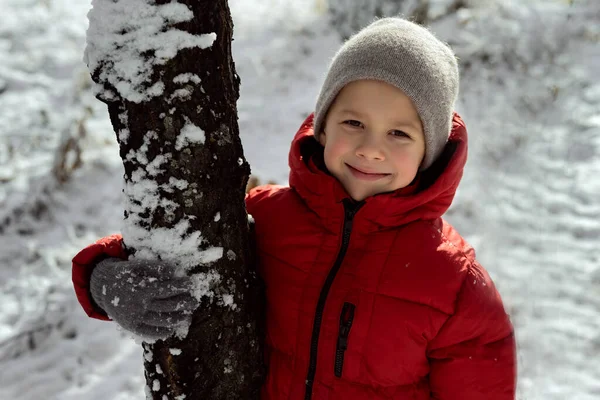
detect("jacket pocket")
[335,302,356,378]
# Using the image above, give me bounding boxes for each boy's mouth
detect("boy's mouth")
[346,164,391,181]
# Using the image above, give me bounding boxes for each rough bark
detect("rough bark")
[86,1,264,399]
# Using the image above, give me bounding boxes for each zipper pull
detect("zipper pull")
[338,314,353,349]
[339,302,355,340]
[335,302,356,377]
[338,334,348,351]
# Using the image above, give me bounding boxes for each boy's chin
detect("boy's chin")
[345,186,385,202]
[345,182,413,202]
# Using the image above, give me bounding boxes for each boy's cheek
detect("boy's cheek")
[323,145,344,168]
[326,137,353,157]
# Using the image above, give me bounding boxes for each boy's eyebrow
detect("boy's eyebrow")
[338,109,363,117]
[392,118,422,131]
[338,109,421,131]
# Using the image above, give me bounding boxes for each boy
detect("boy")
[73,17,516,400]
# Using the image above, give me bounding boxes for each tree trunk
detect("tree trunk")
[85,1,264,399]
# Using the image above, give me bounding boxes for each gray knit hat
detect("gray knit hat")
[313,17,459,170]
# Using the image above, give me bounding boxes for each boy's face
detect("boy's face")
[318,80,425,201]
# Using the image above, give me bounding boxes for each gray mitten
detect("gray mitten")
[90,257,199,340]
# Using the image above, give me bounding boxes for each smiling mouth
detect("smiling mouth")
[346,164,390,180]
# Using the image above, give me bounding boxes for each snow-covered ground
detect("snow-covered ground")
[1,0,599,399]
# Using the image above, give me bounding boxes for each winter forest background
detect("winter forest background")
[1,0,599,399]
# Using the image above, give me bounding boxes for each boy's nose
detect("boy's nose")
[355,135,385,161]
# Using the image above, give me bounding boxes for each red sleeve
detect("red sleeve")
[427,262,517,400]
[71,234,128,320]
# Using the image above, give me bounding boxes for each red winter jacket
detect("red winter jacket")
[73,113,516,400]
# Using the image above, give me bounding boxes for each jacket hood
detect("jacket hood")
[288,113,468,232]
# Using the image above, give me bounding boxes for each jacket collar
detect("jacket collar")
[288,113,468,233]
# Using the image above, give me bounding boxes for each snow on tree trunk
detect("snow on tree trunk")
[327,0,432,40]
[84,1,264,399]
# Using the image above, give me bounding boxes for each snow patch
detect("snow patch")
[190,270,221,301]
[122,216,222,270]
[173,320,191,340]
[85,0,216,103]
[226,250,236,260]
[169,88,193,101]
[144,348,154,362]
[118,110,131,143]
[169,177,189,190]
[223,358,233,374]
[222,294,234,308]
[173,73,201,84]
[119,125,221,268]
[146,154,168,177]
[175,119,206,150]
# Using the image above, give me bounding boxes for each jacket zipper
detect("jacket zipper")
[304,199,363,400]
[334,302,355,377]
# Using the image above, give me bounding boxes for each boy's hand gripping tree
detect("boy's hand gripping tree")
[84,0,264,398]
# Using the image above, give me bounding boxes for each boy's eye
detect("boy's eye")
[343,120,362,128]
[391,130,410,138]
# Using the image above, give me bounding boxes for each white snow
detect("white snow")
[1,0,599,399]
[168,177,189,191]
[169,88,193,101]
[169,348,182,356]
[122,217,222,270]
[84,0,216,103]
[222,294,234,308]
[223,358,233,374]
[118,111,131,143]
[175,119,206,150]
[190,270,221,302]
[144,349,153,363]
[173,321,191,341]
[173,73,202,85]
[226,250,236,261]
[146,154,167,177]
[119,123,215,271]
